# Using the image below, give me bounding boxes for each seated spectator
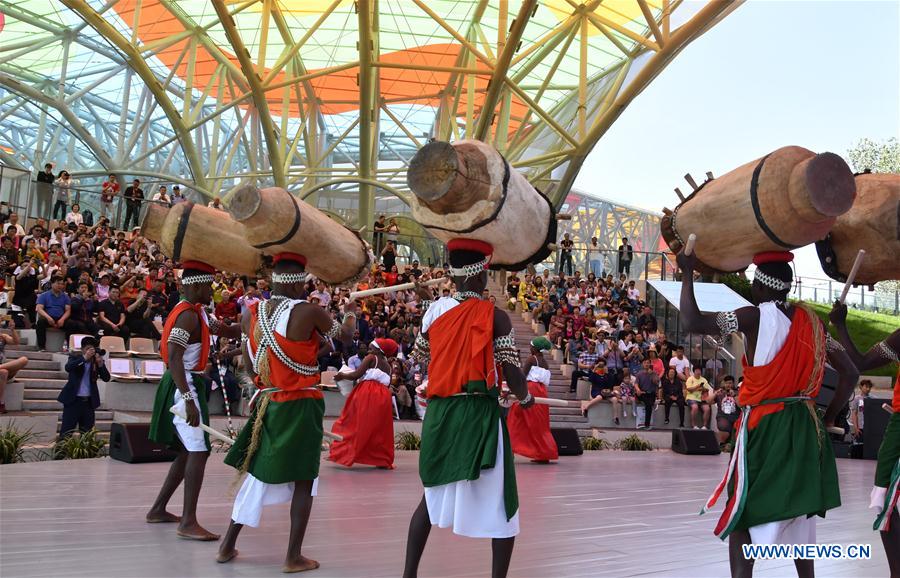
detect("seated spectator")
[634,358,660,429]
[569,347,599,393]
[65,203,84,226]
[215,290,239,323]
[35,276,73,351]
[14,256,43,324]
[610,367,636,426]
[578,358,618,416]
[685,366,713,430]
[97,286,131,345]
[347,340,369,371]
[661,367,685,427]
[0,321,28,413]
[58,336,109,439]
[714,375,740,444]
[390,358,414,419]
[126,288,162,340]
[69,282,99,337]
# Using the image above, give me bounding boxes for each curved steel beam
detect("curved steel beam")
[0,72,114,169]
[211,0,286,188]
[550,0,743,208]
[298,177,410,207]
[473,0,538,141]
[60,0,207,190]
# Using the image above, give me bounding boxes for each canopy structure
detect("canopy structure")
[0,0,740,227]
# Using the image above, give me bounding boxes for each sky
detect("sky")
[574,0,900,279]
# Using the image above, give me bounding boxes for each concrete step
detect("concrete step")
[549,407,583,416]
[56,420,112,433]
[22,399,63,411]
[8,349,53,360]
[5,345,38,352]
[55,410,113,421]
[24,388,64,400]
[16,378,66,389]
[550,415,590,423]
[16,370,67,379]
[18,360,61,371]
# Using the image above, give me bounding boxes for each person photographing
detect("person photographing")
[58,337,110,438]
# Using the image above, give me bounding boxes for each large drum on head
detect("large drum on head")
[140,201,262,276]
[406,139,556,271]
[228,185,372,286]
[661,146,857,273]
[816,171,900,285]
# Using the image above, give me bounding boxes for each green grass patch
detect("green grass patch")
[802,302,899,377]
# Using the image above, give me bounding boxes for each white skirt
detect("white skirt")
[231,474,319,528]
[425,419,520,539]
[749,516,815,545]
[171,375,206,453]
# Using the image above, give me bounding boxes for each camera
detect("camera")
[96,348,107,357]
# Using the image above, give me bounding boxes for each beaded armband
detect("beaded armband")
[180,390,197,402]
[825,335,846,354]
[715,311,738,343]
[325,320,342,338]
[875,340,899,363]
[208,317,222,334]
[410,333,431,364]
[494,330,521,367]
[167,327,191,349]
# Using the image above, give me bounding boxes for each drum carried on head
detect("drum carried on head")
[816,171,900,285]
[140,201,262,276]
[661,146,857,273]
[406,139,556,271]
[229,185,372,286]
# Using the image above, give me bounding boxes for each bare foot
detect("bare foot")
[176,522,220,541]
[216,548,238,563]
[146,511,181,523]
[282,556,320,573]
[530,459,551,464]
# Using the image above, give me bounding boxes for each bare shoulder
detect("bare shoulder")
[492,306,512,337]
[173,307,200,331]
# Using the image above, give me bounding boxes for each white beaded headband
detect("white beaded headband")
[753,269,791,291]
[271,271,308,284]
[181,273,215,285]
[449,257,489,280]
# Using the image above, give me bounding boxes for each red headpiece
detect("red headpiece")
[447,238,494,257]
[273,252,307,267]
[372,338,400,358]
[752,251,794,266]
[181,260,216,274]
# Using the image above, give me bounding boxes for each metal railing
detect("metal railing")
[792,275,899,315]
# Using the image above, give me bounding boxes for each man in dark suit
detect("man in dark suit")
[58,336,110,438]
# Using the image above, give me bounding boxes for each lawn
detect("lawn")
[803,302,900,377]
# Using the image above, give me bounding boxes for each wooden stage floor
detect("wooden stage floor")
[0,451,887,577]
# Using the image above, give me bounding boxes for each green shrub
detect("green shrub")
[582,436,611,450]
[395,431,422,450]
[721,273,752,302]
[614,434,654,451]
[0,422,38,464]
[53,429,107,460]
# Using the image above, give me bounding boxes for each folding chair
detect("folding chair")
[100,336,130,357]
[108,358,142,382]
[130,337,158,358]
[142,360,165,382]
[69,334,91,351]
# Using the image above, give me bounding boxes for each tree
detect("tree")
[846,137,900,174]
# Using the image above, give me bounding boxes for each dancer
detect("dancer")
[678,251,857,578]
[829,301,900,575]
[146,261,241,540]
[328,337,398,469]
[506,336,558,463]
[217,252,356,572]
[402,239,534,578]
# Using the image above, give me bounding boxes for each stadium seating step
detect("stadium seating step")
[16,370,67,379]
[7,348,52,360]
[16,360,61,371]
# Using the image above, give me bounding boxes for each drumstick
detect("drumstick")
[826,425,845,435]
[683,233,697,256]
[170,406,344,442]
[349,277,447,300]
[170,406,235,445]
[839,249,866,304]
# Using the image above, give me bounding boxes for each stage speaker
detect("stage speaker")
[550,427,583,456]
[109,423,178,463]
[671,428,720,455]
[864,399,892,460]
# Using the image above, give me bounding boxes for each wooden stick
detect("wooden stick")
[674,187,686,202]
[683,233,697,256]
[826,425,845,435]
[556,213,574,220]
[169,406,234,445]
[170,406,344,443]
[506,394,578,408]
[684,173,699,191]
[349,277,447,300]
[839,249,866,303]
[705,171,715,181]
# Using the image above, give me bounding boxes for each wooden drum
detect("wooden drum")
[140,202,263,276]
[661,146,856,273]
[229,185,372,286]
[816,172,900,284]
[406,139,556,270]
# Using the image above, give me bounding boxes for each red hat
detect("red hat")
[273,252,307,267]
[752,251,794,266]
[447,238,493,257]
[372,338,399,358]
[181,260,216,274]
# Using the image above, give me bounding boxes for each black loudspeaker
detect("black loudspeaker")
[550,427,583,456]
[815,366,841,410]
[109,423,179,463]
[671,428,720,455]
[864,399,892,460]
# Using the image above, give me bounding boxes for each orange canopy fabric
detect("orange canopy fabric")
[738,306,825,430]
[426,299,496,398]
[160,300,209,372]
